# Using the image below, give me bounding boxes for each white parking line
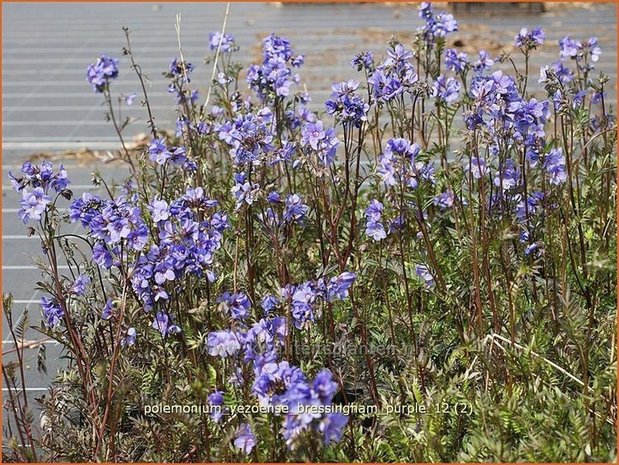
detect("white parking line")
[3,208,68,213]
[2,184,96,191]
[1,388,48,392]
[2,141,122,150]
[2,340,58,345]
[3,265,70,270]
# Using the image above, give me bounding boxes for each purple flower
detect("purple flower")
[233,423,256,455]
[261,295,280,313]
[467,157,487,180]
[122,327,137,347]
[445,49,468,73]
[326,272,356,301]
[218,291,251,320]
[169,58,194,83]
[351,51,374,71]
[515,27,545,49]
[148,139,173,165]
[207,330,242,357]
[70,274,90,296]
[283,194,309,224]
[149,199,169,222]
[544,147,567,185]
[102,299,113,320]
[123,93,137,105]
[417,3,457,43]
[301,120,339,165]
[86,54,119,92]
[209,31,236,53]
[247,34,302,102]
[152,311,181,337]
[494,158,520,191]
[41,297,64,328]
[416,264,435,288]
[431,75,461,104]
[208,390,225,422]
[319,413,348,445]
[365,200,387,241]
[559,36,581,60]
[9,161,69,194]
[433,191,454,209]
[312,369,339,403]
[473,50,494,74]
[18,188,50,223]
[326,80,369,127]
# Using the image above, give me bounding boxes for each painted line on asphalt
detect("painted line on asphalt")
[1,388,48,392]
[2,340,59,345]
[3,208,68,213]
[3,265,70,270]
[2,184,96,191]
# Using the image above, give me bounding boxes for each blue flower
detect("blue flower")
[473,50,494,74]
[445,49,468,73]
[431,75,461,104]
[467,156,487,180]
[261,295,280,314]
[544,147,567,185]
[152,311,181,337]
[233,423,256,455]
[301,120,339,165]
[208,390,225,423]
[417,3,458,43]
[433,191,455,209]
[148,139,173,165]
[41,296,64,328]
[86,54,119,92]
[283,194,309,224]
[326,272,356,301]
[122,327,137,347]
[515,27,545,49]
[102,299,114,320]
[9,161,70,194]
[351,51,374,71]
[70,274,90,296]
[493,159,520,191]
[319,413,348,445]
[247,34,302,102]
[18,188,50,224]
[209,31,236,52]
[218,291,251,320]
[365,200,387,241]
[149,199,170,223]
[416,264,435,288]
[207,330,242,357]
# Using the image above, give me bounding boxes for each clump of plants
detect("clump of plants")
[3,3,616,462]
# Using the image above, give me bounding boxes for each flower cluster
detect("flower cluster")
[365,199,386,241]
[209,31,236,53]
[86,54,119,92]
[247,34,304,102]
[367,43,418,103]
[206,274,354,450]
[148,138,196,170]
[514,27,545,50]
[300,119,340,166]
[325,79,369,128]
[417,2,458,44]
[9,161,70,224]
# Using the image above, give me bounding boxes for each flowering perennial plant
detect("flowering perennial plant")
[4,4,616,463]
